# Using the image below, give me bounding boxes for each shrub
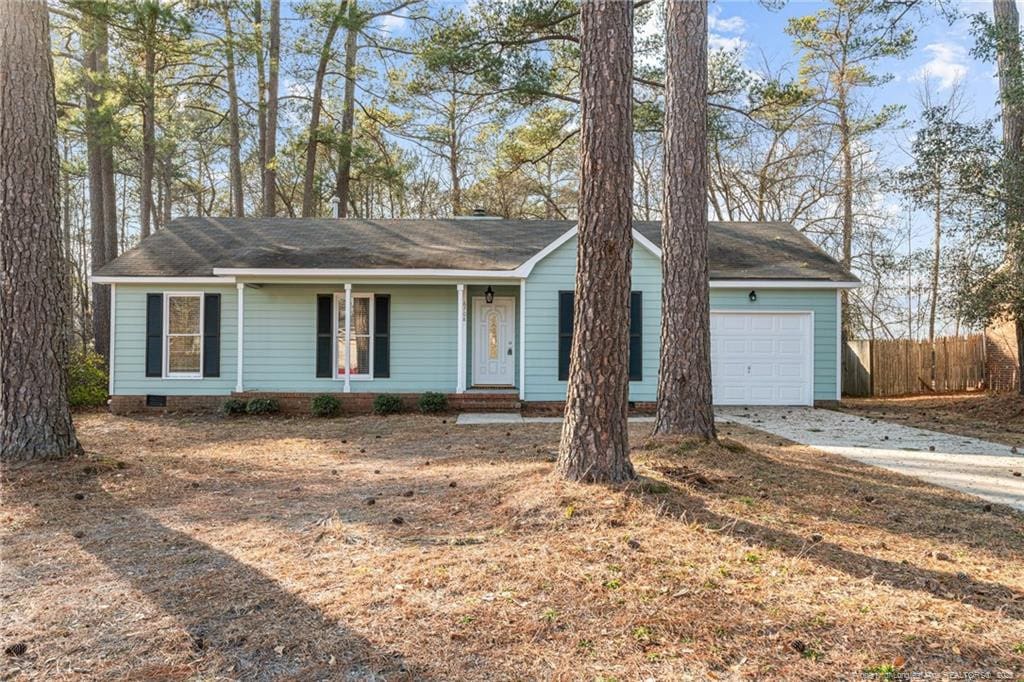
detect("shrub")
[373,393,402,415]
[222,398,247,416]
[67,350,109,408]
[245,398,280,415]
[418,391,448,413]
[311,394,341,417]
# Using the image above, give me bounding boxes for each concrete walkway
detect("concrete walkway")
[718,407,1024,512]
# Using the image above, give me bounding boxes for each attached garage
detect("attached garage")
[711,311,814,406]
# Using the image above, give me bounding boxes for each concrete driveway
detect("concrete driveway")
[717,407,1024,511]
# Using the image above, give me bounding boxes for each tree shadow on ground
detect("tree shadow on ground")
[625,475,1024,622]
[57,476,432,681]
[676,427,1024,558]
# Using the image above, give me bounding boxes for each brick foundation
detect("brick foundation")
[521,401,657,416]
[110,391,522,416]
[985,317,1021,392]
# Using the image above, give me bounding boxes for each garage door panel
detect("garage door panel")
[711,312,812,406]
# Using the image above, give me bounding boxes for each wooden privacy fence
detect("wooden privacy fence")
[842,335,987,397]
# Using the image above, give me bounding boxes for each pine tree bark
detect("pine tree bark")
[254,0,267,209]
[302,1,346,218]
[82,9,112,363]
[653,0,716,439]
[335,6,358,218]
[557,0,635,483]
[993,0,1024,395]
[262,0,280,217]
[1,0,83,462]
[140,7,157,238]
[221,3,244,217]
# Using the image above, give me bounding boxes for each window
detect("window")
[165,293,203,377]
[335,293,374,378]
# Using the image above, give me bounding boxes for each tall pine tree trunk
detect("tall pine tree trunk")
[221,3,244,217]
[140,11,156,239]
[1,0,82,461]
[254,0,267,211]
[302,2,346,217]
[335,4,358,217]
[262,0,280,217]
[557,0,635,483]
[82,9,111,363]
[993,0,1024,395]
[653,0,715,439]
[838,83,854,338]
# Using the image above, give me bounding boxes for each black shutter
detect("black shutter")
[145,293,162,377]
[373,294,390,378]
[558,291,574,381]
[202,294,221,378]
[316,295,333,378]
[629,291,642,381]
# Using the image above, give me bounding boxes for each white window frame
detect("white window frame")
[333,291,374,381]
[163,292,204,379]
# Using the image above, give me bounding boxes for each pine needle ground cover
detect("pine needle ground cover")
[840,394,1024,449]
[2,414,1022,680]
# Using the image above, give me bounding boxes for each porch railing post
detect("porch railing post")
[457,284,466,393]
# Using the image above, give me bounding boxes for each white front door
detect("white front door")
[711,312,814,406]
[473,296,515,386]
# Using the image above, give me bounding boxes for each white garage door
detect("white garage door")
[711,312,813,406]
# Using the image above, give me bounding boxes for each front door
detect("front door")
[473,296,515,386]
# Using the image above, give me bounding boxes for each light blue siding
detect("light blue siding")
[112,284,238,395]
[111,243,840,403]
[523,236,662,402]
[522,236,839,403]
[243,284,459,393]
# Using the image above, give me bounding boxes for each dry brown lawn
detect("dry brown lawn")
[2,412,1023,681]
[840,393,1024,449]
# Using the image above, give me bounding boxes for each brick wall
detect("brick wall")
[110,392,522,416]
[985,317,1021,392]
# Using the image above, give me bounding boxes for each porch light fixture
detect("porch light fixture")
[485,286,495,304]
[748,290,757,302]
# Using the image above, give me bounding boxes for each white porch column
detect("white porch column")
[108,284,116,396]
[344,283,352,392]
[456,284,467,393]
[235,282,244,393]
[519,279,526,400]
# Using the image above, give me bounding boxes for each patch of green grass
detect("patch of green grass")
[603,578,622,590]
[542,608,559,622]
[744,551,762,564]
[638,479,671,494]
[1013,641,1024,654]
[577,638,594,652]
[801,646,824,662]
[864,663,897,681]
[632,625,653,643]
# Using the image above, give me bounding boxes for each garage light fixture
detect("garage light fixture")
[748,290,757,302]
[485,286,495,304]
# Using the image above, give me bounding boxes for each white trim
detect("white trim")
[214,267,521,279]
[236,283,245,393]
[709,309,815,407]
[91,276,235,284]
[710,280,860,289]
[108,284,116,395]
[162,292,204,379]
[631,229,662,258]
[519,279,526,400]
[456,284,467,393]
[515,227,579,277]
[835,289,842,401]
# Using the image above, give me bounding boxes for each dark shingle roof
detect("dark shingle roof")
[96,217,857,282]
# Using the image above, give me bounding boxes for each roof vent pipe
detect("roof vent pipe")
[331,196,342,219]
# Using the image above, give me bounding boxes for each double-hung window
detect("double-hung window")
[165,293,203,378]
[335,292,373,379]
